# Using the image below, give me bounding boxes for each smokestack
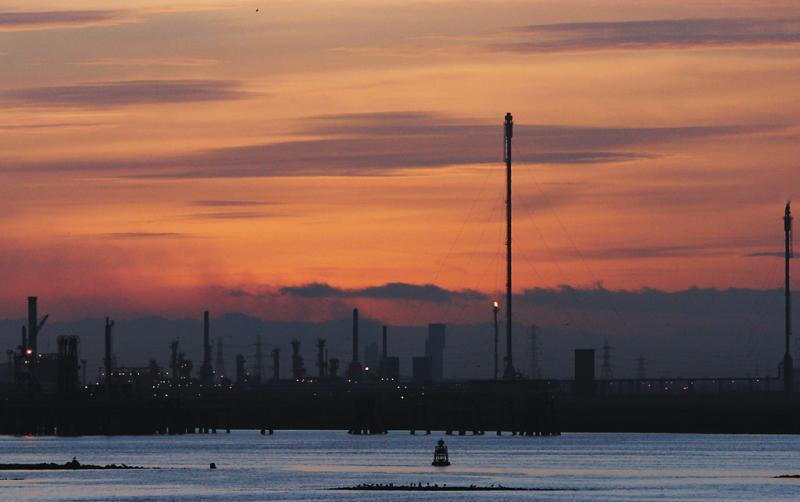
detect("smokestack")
[27,297,37,356]
[382,325,388,359]
[203,310,211,367]
[104,317,115,386]
[353,308,359,364]
[348,308,362,379]
[317,339,326,379]
[199,310,213,385]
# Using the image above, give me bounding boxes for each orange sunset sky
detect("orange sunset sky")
[1,1,800,323]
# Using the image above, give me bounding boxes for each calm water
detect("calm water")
[0,431,798,501]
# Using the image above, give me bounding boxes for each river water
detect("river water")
[0,431,798,500]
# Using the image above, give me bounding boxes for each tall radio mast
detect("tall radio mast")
[503,113,516,380]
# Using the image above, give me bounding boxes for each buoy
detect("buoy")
[432,439,450,466]
[209,462,217,469]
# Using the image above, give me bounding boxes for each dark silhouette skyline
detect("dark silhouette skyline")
[2,285,798,383]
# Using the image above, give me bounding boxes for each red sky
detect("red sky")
[1,1,800,323]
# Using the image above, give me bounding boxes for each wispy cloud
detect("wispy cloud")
[3,80,249,108]
[490,18,800,53]
[574,244,728,260]
[532,236,767,262]
[744,251,787,258]
[79,58,218,67]
[185,211,272,220]
[0,121,104,131]
[518,285,785,315]
[191,200,272,207]
[179,200,278,220]
[93,232,191,240]
[5,112,781,178]
[130,113,778,178]
[308,112,774,142]
[0,10,138,32]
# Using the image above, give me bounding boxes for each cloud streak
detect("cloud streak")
[518,285,786,315]
[8,112,775,179]
[0,10,136,32]
[0,121,104,131]
[491,18,800,53]
[191,200,273,207]
[79,58,218,67]
[185,211,272,220]
[4,80,249,108]
[93,232,191,240]
[744,251,789,258]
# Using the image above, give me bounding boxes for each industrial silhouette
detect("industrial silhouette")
[0,115,798,436]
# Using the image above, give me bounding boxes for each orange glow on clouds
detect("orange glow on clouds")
[1,1,800,321]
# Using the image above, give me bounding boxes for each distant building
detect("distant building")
[412,356,432,382]
[425,323,446,380]
[380,356,400,380]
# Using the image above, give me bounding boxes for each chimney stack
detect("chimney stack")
[204,310,210,366]
[348,308,362,379]
[199,310,213,385]
[27,297,37,356]
[352,308,359,364]
[317,339,326,379]
[104,317,115,386]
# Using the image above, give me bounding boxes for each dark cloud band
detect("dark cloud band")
[4,80,248,108]
[279,282,487,303]
[0,10,132,31]
[3,111,781,178]
[491,18,800,53]
[93,232,191,240]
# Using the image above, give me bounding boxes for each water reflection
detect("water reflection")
[0,432,798,501]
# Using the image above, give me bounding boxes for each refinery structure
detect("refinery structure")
[1,115,799,436]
